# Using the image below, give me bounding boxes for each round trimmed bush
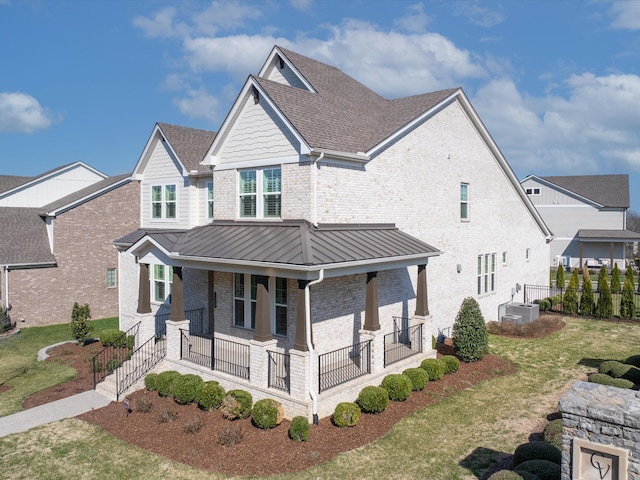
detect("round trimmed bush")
[421,358,445,381]
[144,373,158,391]
[289,416,310,442]
[99,329,123,347]
[106,359,121,374]
[126,335,135,351]
[513,441,561,467]
[171,374,203,405]
[221,389,253,419]
[155,370,182,397]
[357,385,389,413]
[403,368,429,391]
[624,354,640,368]
[515,459,561,480]
[607,361,632,378]
[543,419,563,450]
[598,360,622,375]
[452,297,488,362]
[538,298,551,312]
[380,374,413,401]
[195,381,226,411]
[440,355,460,374]
[488,471,539,480]
[588,373,634,389]
[333,402,361,427]
[251,398,284,430]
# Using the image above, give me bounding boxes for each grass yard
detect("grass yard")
[1,316,639,479]
[0,318,118,417]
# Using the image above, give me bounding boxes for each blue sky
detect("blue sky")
[1,0,640,211]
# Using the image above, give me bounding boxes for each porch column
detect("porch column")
[170,266,185,322]
[363,271,380,331]
[294,280,311,351]
[415,264,429,317]
[253,276,272,342]
[137,263,151,314]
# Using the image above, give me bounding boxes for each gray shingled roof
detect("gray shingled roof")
[0,175,34,195]
[157,123,216,174]
[254,47,458,154]
[116,221,440,268]
[0,207,56,266]
[578,229,640,241]
[40,173,131,215]
[542,174,629,208]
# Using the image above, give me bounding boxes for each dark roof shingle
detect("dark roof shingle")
[542,174,629,208]
[157,123,216,174]
[0,207,56,266]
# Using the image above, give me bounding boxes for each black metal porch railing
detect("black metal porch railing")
[384,320,423,367]
[318,340,371,393]
[155,307,206,338]
[180,330,250,381]
[267,350,290,393]
[92,322,140,388]
[115,336,166,400]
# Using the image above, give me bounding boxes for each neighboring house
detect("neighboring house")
[115,46,551,420]
[520,174,640,269]
[0,168,140,326]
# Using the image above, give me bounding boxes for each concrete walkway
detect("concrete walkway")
[0,390,112,438]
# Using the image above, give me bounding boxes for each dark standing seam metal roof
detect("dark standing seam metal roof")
[541,174,630,208]
[116,221,440,267]
[39,173,132,215]
[253,47,458,154]
[157,123,216,174]
[0,207,56,266]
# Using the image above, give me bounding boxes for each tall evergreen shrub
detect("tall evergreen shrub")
[70,302,92,345]
[555,264,565,289]
[621,279,636,319]
[579,270,595,316]
[563,269,579,314]
[452,297,488,362]
[611,264,621,293]
[626,264,636,291]
[595,274,613,318]
[597,266,608,293]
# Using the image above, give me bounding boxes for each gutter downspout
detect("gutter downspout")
[306,269,324,424]
[312,153,324,227]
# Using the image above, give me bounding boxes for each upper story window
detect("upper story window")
[153,264,173,303]
[525,187,541,195]
[151,184,177,220]
[239,167,281,219]
[460,183,469,221]
[206,181,214,219]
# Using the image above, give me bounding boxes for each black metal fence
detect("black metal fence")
[384,320,423,367]
[524,284,640,318]
[268,350,290,393]
[179,331,250,380]
[155,307,206,338]
[180,330,213,368]
[115,336,166,400]
[92,322,140,388]
[318,340,371,393]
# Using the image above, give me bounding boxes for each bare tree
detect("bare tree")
[628,210,640,232]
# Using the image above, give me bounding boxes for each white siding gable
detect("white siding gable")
[521,177,599,207]
[262,61,308,90]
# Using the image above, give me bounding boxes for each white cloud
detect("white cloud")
[609,1,640,30]
[394,3,430,33]
[173,87,222,122]
[290,0,312,12]
[0,92,54,134]
[453,1,505,28]
[133,7,184,38]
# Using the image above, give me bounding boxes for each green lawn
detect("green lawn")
[0,316,639,479]
[0,318,118,417]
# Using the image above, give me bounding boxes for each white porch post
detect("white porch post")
[249,338,277,388]
[166,320,189,361]
[359,329,385,374]
[288,349,311,402]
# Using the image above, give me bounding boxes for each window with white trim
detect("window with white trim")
[206,181,214,219]
[477,253,496,295]
[239,167,281,218]
[151,184,177,219]
[106,268,116,288]
[525,187,541,195]
[153,264,173,303]
[460,183,469,220]
[233,273,287,335]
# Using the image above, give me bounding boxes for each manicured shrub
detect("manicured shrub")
[289,416,310,442]
[440,355,460,374]
[607,361,632,378]
[221,390,253,419]
[588,373,634,389]
[538,299,551,312]
[624,354,640,368]
[403,368,429,391]
[380,374,412,401]
[555,264,565,289]
[513,441,561,467]
[333,402,361,427]
[543,419,563,450]
[452,297,488,362]
[563,270,580,314]
[515,459,561,480]
[626,264,635,290]
[126,335,135,351]
[621,279,636,319]
[70,302,93,346]
[195,381,226,411]
[421,358,445,381]
[106,359,120,374]
[99,329,122,346]
[251,398,284,430]
[144,373,158,391]
[357,385,389,413]
[112,331,128,348]
[579,270,594,316]
[487,471,536,480]
[595,271,613,318]
[598,360,624,376]
[155,370,182,397]
[171,374,203,405]
[611,264,621,293]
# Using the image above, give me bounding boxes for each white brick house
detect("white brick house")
[116,46,551,420]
